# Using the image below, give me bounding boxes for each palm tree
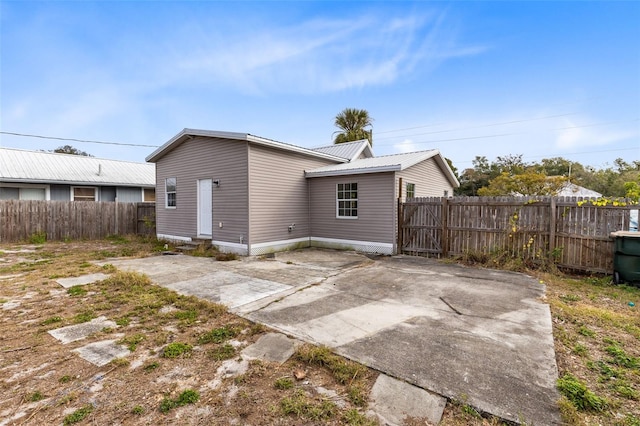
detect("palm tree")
[333,108,373,145]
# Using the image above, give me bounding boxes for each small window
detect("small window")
[406,183,415,199]
[72,187,97,202]
[444,190,449,198]
[337,183,358,218]
[144,188,156,202]
[165,178,177,208]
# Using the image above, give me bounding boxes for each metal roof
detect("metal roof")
[310,140,374,161]
[0,147,155,187]
[557,182,602,198]
[146,128,347,163]
[305,149,460,187]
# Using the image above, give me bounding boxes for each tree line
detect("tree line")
[455,154,640,199]
[331,108,638,200]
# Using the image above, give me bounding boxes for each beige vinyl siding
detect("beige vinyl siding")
[309,172,396,244]
[155,137,249,242]
[397,157,454,199]
[248,144,338,244]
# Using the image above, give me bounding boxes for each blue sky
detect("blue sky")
[1,1,638,172]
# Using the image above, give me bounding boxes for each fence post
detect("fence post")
[441,197,449,258]
[397,198,403,253]
[114,197,119,235]
[549,197,556,262]
[397,178,403,254]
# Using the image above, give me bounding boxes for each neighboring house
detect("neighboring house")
[0,147,156,202]
[556,182,602,198]
[146,129,459,255]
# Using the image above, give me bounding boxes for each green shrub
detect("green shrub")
[198,326,238,344]
[28,232,47,244]
[73,311,96,323]
[144,361,160,371]
[118,334,145,351]
[605,343,639,368]
[63,405,93,425]
[67,286,87,297]
[274,377,294,390]
[557,373,607,411]
[162,342,192,358]
[159,389,199,413]
[42,316,63,325]
[208,343,236,361]
[28,391,44,402]
[176,389,199,405]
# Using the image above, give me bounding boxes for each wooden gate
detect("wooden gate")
[398,197,445,256]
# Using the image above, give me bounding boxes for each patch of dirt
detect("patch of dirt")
[0,239,379,425]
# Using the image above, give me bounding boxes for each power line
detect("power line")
[376,118,640,147]
[453,146,639,166]
[0,131,159,148]
[374,112,580,139]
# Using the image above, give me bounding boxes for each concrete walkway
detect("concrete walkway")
[104,249,560,425]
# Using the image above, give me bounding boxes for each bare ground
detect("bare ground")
[0,239,379,425]
[1,238,638,425]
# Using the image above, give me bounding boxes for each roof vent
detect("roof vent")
[97,164,102,176]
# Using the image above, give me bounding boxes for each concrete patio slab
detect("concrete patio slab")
[72,339,129,367]
[48,316,116,344]
[241,332,300,364]
[368,374,447,426]
[56,273,109,288]
[105,249,561,425]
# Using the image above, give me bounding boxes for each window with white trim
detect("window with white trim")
[406,182,415,199]
[337,183,358,218]
[165,177,177,208]
[72,187,97,202]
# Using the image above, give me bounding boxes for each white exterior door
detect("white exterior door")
[197,179,213,237]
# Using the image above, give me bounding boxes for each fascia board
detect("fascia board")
[305,164,401,178]
[147,128,346,163]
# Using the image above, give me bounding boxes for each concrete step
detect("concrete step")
[175,239,212,252]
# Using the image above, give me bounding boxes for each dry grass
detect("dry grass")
[3,237,637,425]
[0,237,380,425]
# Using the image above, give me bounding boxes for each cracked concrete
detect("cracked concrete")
[105,249,561,425]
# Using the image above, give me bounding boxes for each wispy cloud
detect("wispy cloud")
[554,118,639,149]
[393,138,420,153]
[169,10,487,94]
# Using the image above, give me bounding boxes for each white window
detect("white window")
[165,178,177,208]
[406,183,415,199]
[444,190,449,197]
[71,187,97,202]
[0,184,50,200]
[337,183,358,218]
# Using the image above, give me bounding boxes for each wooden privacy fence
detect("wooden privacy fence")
[398,196,636,273]
[0,200,156,242]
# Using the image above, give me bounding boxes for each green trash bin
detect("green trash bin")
[611,231,640,286]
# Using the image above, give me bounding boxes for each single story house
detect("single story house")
[0,147,155,202]
[146,129,459,255]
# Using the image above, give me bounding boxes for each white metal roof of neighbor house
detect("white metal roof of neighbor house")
[146,128,347,163]
[556,182,602,198]
[0,147,155,187]
[305,149,460,187]
[310,140,374,161]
